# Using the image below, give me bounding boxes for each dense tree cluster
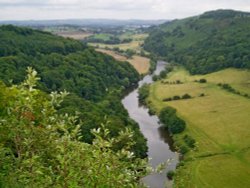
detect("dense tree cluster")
[144,10,250,74]
[159,107,186,134]
[0,25,147,158]
[0,69,148,187]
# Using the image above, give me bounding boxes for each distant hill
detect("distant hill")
[0,19,167,28]
[144,9,250,74]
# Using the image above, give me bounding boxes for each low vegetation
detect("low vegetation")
[147,67,250,187]
[138,83,150,105]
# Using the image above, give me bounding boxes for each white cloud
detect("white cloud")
[0,0,250,20]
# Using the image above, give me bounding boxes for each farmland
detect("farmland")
[147,67,250,187]
[96,49,150,74]
[89,33,148,53]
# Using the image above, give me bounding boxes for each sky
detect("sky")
[0,0,250,21]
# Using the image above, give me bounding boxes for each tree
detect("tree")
[0,68,149,187]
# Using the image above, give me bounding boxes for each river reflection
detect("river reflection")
[122,61,178,188]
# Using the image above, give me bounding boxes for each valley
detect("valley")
[0,8,250,188]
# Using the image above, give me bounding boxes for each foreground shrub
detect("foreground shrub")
[0,68,148,187]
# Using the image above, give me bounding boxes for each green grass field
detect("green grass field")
[89,33,148,53]
[147,67,250,188]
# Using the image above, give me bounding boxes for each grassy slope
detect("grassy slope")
[148,68,250,187]
[96,49,150,74]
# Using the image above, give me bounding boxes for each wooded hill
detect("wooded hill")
[0,25,147,158]
[144,9,250,74]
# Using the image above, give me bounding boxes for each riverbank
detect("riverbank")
[146,67,250,187]
[122,61,179,188]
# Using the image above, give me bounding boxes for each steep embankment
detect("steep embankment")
[0,25,147,158]
[144,9,250,74]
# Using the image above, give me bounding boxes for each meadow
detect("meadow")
[147,67,250,187]
[96,49,150,74]
[89,33,148,53]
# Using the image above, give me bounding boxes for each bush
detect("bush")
[166,170,175,180]
[182,93,191,99]
[173,95,181,100]
[138,84,150,105]
[163,97,172,102]
[179,145,189,154]
[152,75,159,81]
[199,78,207,83]
[176,161,185,168]
[176,80,182,84]
[184,135,196,148]
[159,70,167,79]
[159,107,186,134]
[168,116,186,134]
[199,93,205,97]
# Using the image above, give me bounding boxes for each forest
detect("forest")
[144,10,250,74]
[0,25,150,187]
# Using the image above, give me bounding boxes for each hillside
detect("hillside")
[147,67,250,187]
[0,25,147,158]
[144,9,250,74]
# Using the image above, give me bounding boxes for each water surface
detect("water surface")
[122,61,178,188]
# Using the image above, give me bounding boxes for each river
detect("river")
[122,61,179,188]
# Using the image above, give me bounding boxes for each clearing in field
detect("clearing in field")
[96,49,150,75]
[147,67,250,188]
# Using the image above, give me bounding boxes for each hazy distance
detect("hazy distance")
[0,0,250,21]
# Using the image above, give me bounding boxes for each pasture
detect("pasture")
[147,67,250,187]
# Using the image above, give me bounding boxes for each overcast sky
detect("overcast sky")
[0,0,250,21]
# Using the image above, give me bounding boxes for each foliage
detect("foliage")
[152,75,159,81]
[182,93,191,99]
[144,10,250,74]
[183,135,196,148]
[138,84,150,105]
[166,170,175,180]
[0,68,149,187]
[172,95,181,100]
[159,106,186,134]
[0,25,147,158]
[124,49,136,59]
[218,83,250,99]
[199,78,207,83]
